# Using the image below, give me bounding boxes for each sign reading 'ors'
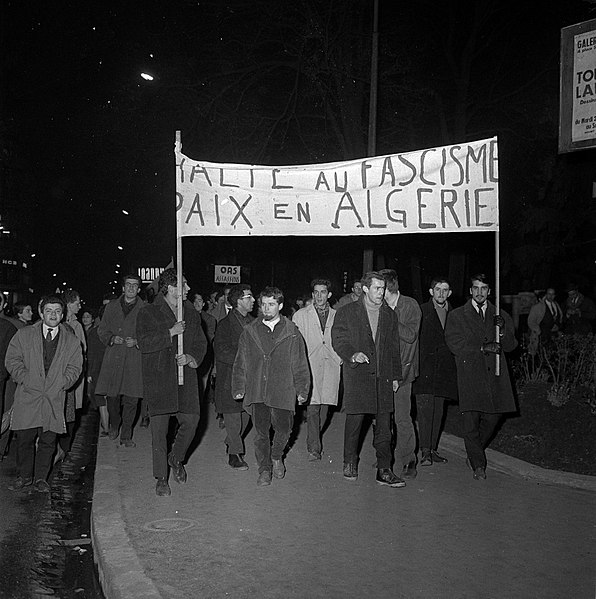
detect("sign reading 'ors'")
[175,138,499,237]
[214,265,241,284]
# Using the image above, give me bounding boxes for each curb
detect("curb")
[440,433,596,492]
[91,438,163,599]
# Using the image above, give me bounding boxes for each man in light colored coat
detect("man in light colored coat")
[5,295,82,492]
[96,274,145,447]
[293,278,341,461]
[379,269,421,480]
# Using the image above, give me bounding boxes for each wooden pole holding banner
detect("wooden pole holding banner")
[175,130,184,385]
[495,231,501,376]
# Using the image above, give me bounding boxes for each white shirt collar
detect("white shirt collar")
[262,316,280,331]
[43,324,58,339]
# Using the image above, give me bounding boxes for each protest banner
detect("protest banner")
[175,137,498,237]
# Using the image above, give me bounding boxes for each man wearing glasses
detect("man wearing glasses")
[96,274,145,447]
[213,284,255,470]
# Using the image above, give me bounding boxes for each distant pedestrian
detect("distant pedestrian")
[14,302,33,327]
[137,269,207,497]
[379,268,421,481]
[192,292,217,401]
[5,295,83,492]
[334,279,363,310]
[292,278,341,461]
[527,288,563,354]
[232,286,310,486]
[86,305,109,436]
[96,275,145,447]
[0,307,17,459]
[445,274,517,480]
[331,272,404,488]
[413,277,457,467]
[213,284,255,470]
[564,283,596,335]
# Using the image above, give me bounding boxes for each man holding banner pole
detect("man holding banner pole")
[444,273,517,480]
[137,268,207,497]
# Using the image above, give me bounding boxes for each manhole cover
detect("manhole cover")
[143,518,197,532]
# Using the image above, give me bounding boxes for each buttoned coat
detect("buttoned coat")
[331,298,402,414]
[232,316,310,412]
[445,300,517,413]
[5,322,83,434]
[393,293,421,384]
[292,304,341,406]
[95,296,145,398]
[136,294,207,416]
[213,309,254,413]
[412,300,458,400]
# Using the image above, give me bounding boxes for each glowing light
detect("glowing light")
[117,246,123,250]
[31,253,36,257]
[122,210,129,215]
[141,72,154,81]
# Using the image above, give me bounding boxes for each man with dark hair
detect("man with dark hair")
[413,277,457,467]
[232,286,310,486]
[137,269,207,496]
[378,268,421,480]
[445,274,517,480]
[0,294,18,459]
[14,302,33,326]
[564,283,596,335]
[331,272,404,488]
[293,278,341,461]
[335,279,363,309]
[214,284,255,470]
[5,295,83,492]
[96,274,145,447]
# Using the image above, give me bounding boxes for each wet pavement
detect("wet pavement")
[93,407,596,599]
[0,409,105,599]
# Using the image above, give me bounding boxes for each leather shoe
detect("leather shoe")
[9,477,33,491]
[431,450,448,463]
[420,450,432,467]
[168,453,187,484]
[402,460,417,479]
[156,478,171,496]
[272,458,285,479]
[140,416,150,428]
[308,451,321,461]
[108,428,119,441]
[228,454,249,470]
[33,479,51,493]
[120,439,136,448]
[376,468,406,488]
[257,470,272,486]
[473,467,487,480]
[343,462,358,481]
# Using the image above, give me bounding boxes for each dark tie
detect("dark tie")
[46,329,53,342]
[478,307,484,322]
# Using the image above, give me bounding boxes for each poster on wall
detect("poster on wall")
[559,18,596,153]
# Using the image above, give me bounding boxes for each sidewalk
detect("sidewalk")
[92,408,596,599]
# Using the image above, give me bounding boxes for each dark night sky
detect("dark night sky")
[1,1,595,308]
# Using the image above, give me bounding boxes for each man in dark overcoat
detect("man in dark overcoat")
[413,277,458,467]
[96,274,145,447]
[213,284,255,470]
[137,269,207,497]
[445,273,517,480]
[331,272,404,488]
[232,287,310,487]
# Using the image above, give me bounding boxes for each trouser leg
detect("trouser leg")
[16,428,37,480]
[150,414,170,479]
[35,430,57,481]
[107,396,122,432]
[170,412,200,463]
[306,404,321,454]
[461,411,486,469]
[253,403,272,474]
[120,395,139,441]
[478,412,501,450]
[224,411,246,455]
[431,396,447,450]
[59,420,75,453]
[373,411,392,470]
[416,393,435,451]
[394,382,416,466]
[343,413,365,465]
[270,407,293,461]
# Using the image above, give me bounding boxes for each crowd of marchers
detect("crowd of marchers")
[1,269,594,495]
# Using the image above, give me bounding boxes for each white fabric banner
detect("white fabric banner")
[175,137,498,237]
